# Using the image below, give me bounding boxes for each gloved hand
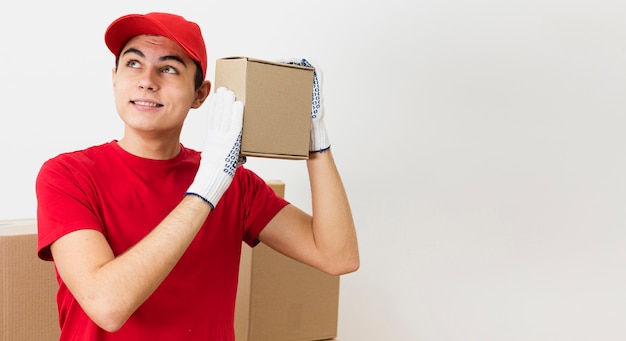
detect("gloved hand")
[186,87,244,210]
[279,58,330,153]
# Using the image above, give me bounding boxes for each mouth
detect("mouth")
[131,100,163,108]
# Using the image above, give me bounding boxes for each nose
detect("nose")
[137,69,159,91]
[138,82,155,91]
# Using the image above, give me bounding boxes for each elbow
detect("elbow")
[96,316,126,334]
[317,238,360,276]
[339,257,360,275]
[81,299,132,333]
[321,254,360,276]
[347,258,360,273]
[90,309,129,333]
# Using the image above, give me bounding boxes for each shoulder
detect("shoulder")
[36,142,118,202]
[42,141,114,168]
[222,166,288,205]
[178,144,201,164]
[37,142,115,180]
[233,166,264,185]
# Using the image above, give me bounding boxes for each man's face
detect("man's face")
[112,34,204,138]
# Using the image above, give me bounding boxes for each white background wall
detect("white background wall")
[2,1,626,340]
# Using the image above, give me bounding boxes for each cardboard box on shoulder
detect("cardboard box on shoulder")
[215,57,314,160]
[235,181,340,341]
[0,219,59,341]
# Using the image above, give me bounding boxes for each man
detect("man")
[36,12,359,340]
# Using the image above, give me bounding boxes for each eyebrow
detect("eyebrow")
[121,47,188,68]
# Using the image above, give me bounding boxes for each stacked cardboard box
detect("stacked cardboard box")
[236,181,340,340]
[1,182,339,341]
[0,219,59,341]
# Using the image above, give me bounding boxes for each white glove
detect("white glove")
[279,58,330,152]
[186,87,244,209]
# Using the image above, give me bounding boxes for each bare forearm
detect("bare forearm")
[307,150,359,274]
[105,195,209,302]
[60,195,211,331]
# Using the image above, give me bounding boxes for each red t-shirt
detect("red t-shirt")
[36,141,289,340]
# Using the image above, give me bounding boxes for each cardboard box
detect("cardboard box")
[215,57,314,160]
[1,182,339,341]
[235,181,340,341]
[0,219,59,341]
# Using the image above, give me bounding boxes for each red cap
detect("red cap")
[105,12,207,79]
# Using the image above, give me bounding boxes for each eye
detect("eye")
[161,65,179,74]
[126,60,141,69]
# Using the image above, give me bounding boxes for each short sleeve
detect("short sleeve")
[36,156,104,261]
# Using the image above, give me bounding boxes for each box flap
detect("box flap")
[218,56,314,71]
[0,218,37,236]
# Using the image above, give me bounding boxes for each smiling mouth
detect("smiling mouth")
[132,100,163,107]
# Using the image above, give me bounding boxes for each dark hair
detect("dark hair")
[191,60,204,90]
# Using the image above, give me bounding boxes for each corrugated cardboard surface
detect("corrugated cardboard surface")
[215,57,314,160]
[0,219,59,341]
[235,181,340,341]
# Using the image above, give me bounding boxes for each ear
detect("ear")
[111,68,117,87]
[191,80,211,109]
